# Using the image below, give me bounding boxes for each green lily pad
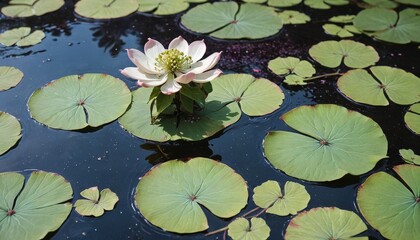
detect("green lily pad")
[74,187,118,217]
[227,217,270,240]
[138,0,206,15]
[181,2,283,39]
[135,157,248,233]
[337,66,420,106]
[304,0,349,9]
[0,112,22,156]
[400,149,420,165]
[245,0,302,7]
[357,164,420,240]
[284,207,368,240]
[28,73,131,130]
[1,0,64,17]
[278,11,310,24]
[253,180,310,216]
[0,66,23,91]
[0,171,73,240]
[0,27,45,47]
[394,0,420,6]
[268,57,315,78]
[263,104,388,181]
[309,40,379,68]
[362,0,399,8]
[75,0,138,19]
[284,75,307,85]
[323,24,355,37]
[405,103,420,134]
[329,15,355,23]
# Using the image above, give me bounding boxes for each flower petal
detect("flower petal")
[126,49,158,74]
[175,72,195,84]
[188,40,206,63]
[168,36,189,55]
[160,75,182,95]
[144,38,165,64]
[139,74,168,87]
[120,67,161,82]
[189,51,222,74]
[192,69,223,83]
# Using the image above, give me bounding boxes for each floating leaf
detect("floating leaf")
[399,149,420,165]
[75,0,138,19]
[0,27,45,47]
[337,66,420,106]
[0,171,73,240]
[362,0,399,8]
[357,164,420,240]
[0,66,23,91]
[74,187,118,217]
[405,103,420,134]
[253,180,310,216]
[268,57,315,78]
[304,0,349,9]
[181,2,283,39]
[309,40,379,68]
[329,15,355,23]
[264,104,388,181]
[285,207,368,239]
[138,0,206,15]
[284,75,307,85]
[1,0,64,17]
[227,217,270,240]
[135,157,248,233]
[28,73,131,130]
[394,0,420,6]
[278,10,310,24]
[0,112,21,156]
[323,24,354,37]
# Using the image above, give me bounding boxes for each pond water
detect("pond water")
[0,1,419,240]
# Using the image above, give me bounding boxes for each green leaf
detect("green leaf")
[0,66,23,91]
[28,73,131,130]
[0,112,22,156]
[0,27,45,47]
[304,0,349,9]
[180,94,194,114]
[405,103,420,134]
[362,0,399,8]
[155,93,174,116]
[264,104,388,181]
[253,180,310,216]
[268,0,302,7]
[329,15,355,23]
[278,11,310,24]
[180,85,206,104]
[309,40,379,68]
[399,149,420,165]
[268,57,315,78]
[284,75,307,85]
[135,157,248,233]
[74,187,119,217]
[0,171,73,240]
[357,164,420,240]
[323,24,354,38]
[227,217,270,240]
[138,0,190,15]
[1,0,64,17]
[75,0,138,19]
[337,66,420,106]
[394,0,420,6]
[285,207,368,239]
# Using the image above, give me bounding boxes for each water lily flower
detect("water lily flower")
[121,36,222,95]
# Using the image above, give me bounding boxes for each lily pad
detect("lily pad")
[269,57,315,78]
[263,104,388,181]
[0,27,45,47]
[278,11,310,24]
[0,66,23,91]
[244,0,302,7]
[337,66,420,106]
[253,180,310,216]
[304,0,349,9]
[138,0,206,15]
[74,187,118,217]
[329,15,355,23]
[181,2,283,39]
[0,112,22,156]
[28,73,131,130]
[399,149,420,165]
[362,0,399,8]
[405,103,420,134]
[134,157,248,233]
[75,0,138,19]
[0,171,73,240]
[357,164,420,240]
[227,217,270,240]
[1,0,64,17]
[284,207,368,240]
[323,24,355,37]
[309,40,379,68]
[394,0,420,6]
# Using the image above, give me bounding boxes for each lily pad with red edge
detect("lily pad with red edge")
[405,103,420,134]
[357,164,420,240]
[0,112,22,156]
[74,187,119,217]
[1,0,64,17]
[0,171,73,240]
[0,66,23,91]
[227,217,270,240]
[399,149,420,165]
[134,157,248,233]
[75,0,138,19]
[0,27,45,47]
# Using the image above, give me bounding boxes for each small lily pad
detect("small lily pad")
[309,40,379,68]
[74,187,119,217]
[362,0,399,8]
[263,104,388,181]
[253,180,310,216]
[323,24,355,38]
[284,75,307,85]
[75,0,138,19]
[245,0,302,7]
[138,0,206,15]
[135,157,248,233]
[394,0,420,6]
[0,27,45,47]
[337,66,420,106]
[285,207,368,240]
[329,15,355,23]
[227,217,270,240]
[405,103,420,134]
[1,0,64,17]
[399,149,420,165]
[357,164,420,240]
[304,0,349,9]
[28,73,131,130]
[268,57,315,78]
[0,171,73,240]
[278,11,310,24]
[0,112,22,156]
[0,66,23,91]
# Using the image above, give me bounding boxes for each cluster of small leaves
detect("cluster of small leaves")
[1,0,64,17]
[268,57,316,85]
[74,187,119,217]
[399,149,420,165]
[0,27,45,47]
[323,15,361,38]
[278,10,310,24]
[75,0,138,19]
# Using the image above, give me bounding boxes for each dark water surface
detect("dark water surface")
[0,1,419,239]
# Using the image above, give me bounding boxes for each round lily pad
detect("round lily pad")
[0,66,23,91]
[253,180,310,216]
[357,164,420,240]
[227,217,270,240]
[0,27,45,47]
[181,2,283,39]
[134,157,248,233]
[75,0,138,19]
[74,187,119,217]
[138,0,206,15]
[337,66,420,106]
[304,0,349,9]
[309,40,379,68]
[1,0,64,17]
[28,73,131,130]
[0,171,73,240]
[263,104,388,182]
[278,11,310,25]
[284,207,368,240]
[399,149,420,165]
[0,112,22,156]
[405,103,420,134]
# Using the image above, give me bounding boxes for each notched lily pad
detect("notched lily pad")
[0,27,45,47]
[304,0,349,9]
[405,103,420,134]
[1,0,64,17]
[399,149,420,165]
[75,0,138,19]
[323,24,357,38]
[74,187,119,217]
[227,217,270,240]
[134,157,248,233]
[0,66,23,91]
[278,11,310,24]
[0,112,22,156]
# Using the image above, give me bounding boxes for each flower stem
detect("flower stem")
[303,71,342,81]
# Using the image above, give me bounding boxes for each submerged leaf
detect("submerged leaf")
[0,112,22,156]
[74,187,119,217]
[405,103,420,134]
[75,0,138,19]
[228,217,270,240]
[0,66,23,91]
[1,0,64,17]
[399,149,420,165]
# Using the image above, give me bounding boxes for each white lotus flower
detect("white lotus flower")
[121,36,222,95]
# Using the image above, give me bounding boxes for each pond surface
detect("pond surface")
[0,1,419,239]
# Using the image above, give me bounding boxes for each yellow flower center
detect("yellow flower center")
[155,49,192,73]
